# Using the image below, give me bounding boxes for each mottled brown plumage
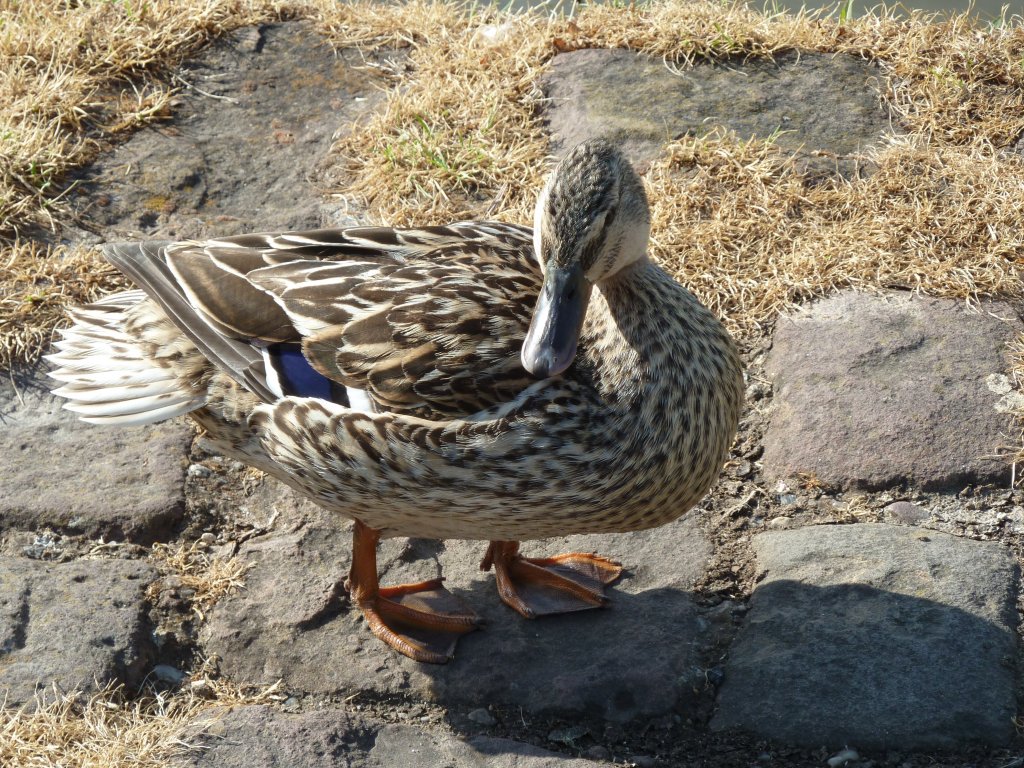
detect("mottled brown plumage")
[49,139,744,663]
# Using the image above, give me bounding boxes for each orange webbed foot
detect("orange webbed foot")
[480,541,623,618]
[350,522,480,664]
[358,577,481,664]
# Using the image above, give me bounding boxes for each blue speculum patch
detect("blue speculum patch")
[268,344,348,404]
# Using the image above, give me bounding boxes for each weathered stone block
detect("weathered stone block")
[763,291,1021,491]
[711,524,1017,749]
[0,370,189,542]
[0,556,157,707]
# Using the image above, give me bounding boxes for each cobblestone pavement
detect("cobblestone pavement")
[3,20,1023,768]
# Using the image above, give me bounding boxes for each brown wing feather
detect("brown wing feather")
[246,228,541,419]
[121,223,539,419]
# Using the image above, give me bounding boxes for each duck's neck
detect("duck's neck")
[577,258,715,403]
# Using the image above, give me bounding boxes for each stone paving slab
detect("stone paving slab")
[0,368,189,542]
[64,22,393,243]
[179,705,601,767]
[711,523,1017,750]
[202,502,719,724]
[541,48,891,175]
[762,290,1022,491]
[0,556,157,708]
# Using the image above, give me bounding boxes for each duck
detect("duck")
[48,139,744,663]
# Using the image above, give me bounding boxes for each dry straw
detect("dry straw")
[147,541,253,621]
[0,683,212,768]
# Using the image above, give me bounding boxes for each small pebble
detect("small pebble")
[151,664,185,684]
[467,708,496,726]
[187,463,212,479]
[746,381,771,400]
[547,724,589,744]
[827,748,859,767]
[884,501,929,525]
[189,679,214,697]
[199,532,217,545]
[769,516,792,529]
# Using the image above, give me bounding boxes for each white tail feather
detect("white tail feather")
[63,391,199,417]
[49,292,205,426]
[53,378,185,403]
[47,366,175,386]
[76,399,204,426]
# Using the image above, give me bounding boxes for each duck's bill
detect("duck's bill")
[521,263,593,378]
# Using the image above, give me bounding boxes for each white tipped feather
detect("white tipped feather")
[63,391,199,417]
[76,399,204,426]
[45,352,156,373]
[47,366,175,386]
[49,290,206,426]
[52,378,186,403]
[345,386,375,413]
[260,346,285,399]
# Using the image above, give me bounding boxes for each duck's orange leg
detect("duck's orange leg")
[480,540,623,619]
[348,520,480,663]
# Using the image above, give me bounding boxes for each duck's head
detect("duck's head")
[522,139,650,378]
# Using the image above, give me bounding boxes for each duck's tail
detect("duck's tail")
[46,290,207,426]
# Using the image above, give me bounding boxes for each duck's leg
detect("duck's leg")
[348,520,481,663]
[480,540,623,618]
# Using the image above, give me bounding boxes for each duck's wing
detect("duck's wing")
[108,223,540,417]
[245,223,541,417]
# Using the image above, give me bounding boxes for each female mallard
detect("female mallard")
[49,139,743,663]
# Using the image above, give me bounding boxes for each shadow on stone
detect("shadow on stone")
[200,512,727,728]
[711,579,1018,750]
[178,705,601,767]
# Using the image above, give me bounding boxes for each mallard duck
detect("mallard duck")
[48,139,744,663]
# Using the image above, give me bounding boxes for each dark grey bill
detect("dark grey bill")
[521,263,592,378]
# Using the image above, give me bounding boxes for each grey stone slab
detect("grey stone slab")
[0,556,157,707]
[711,523,1017,750]
[541,48,892,175]
[762,290,1022,491]
[0,368,189,542]
[180,705,601,767]
[64,22,392,243]
[202,502,717,723]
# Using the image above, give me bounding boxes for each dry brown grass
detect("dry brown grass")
[647,131,1024,335]
[147,541,253,621]
[0,683,211,768]
[0,241,123,369]
[0,673,287,768]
